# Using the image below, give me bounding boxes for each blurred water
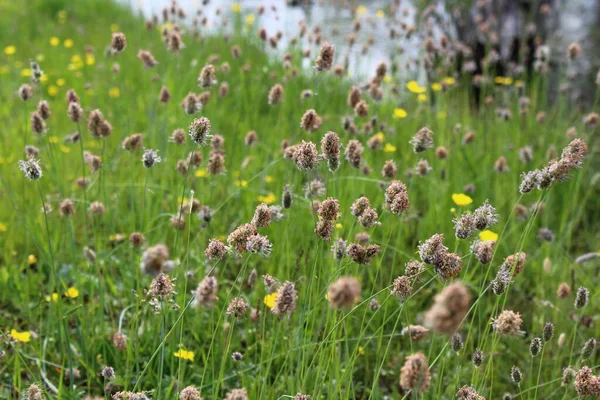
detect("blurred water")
[120,0,598,84]
[120,0,421,79]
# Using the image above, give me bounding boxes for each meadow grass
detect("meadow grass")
[0,0,599,399]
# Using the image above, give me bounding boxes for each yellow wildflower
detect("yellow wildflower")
[48,86,59,97]
[45,293,59,302]
[40,75,48,83]
[264,292,278,309]
[50,37,60,46]
[4,46,16,55]
[383,143,397,153]
[443,77,456,85]
[231,3,241,12]
[417,94,428,102]
[245,14,255,25]
[431,82,442,91]
[64,39,74,48]
[10,329,31,343]
[358,346,365,355]
[65,287,79,298]
[108,87,120,98]
[234,180,248,188]
[479,230,499,242]
[264,175,274,183]
[36,54,45,62]
[376,10,384,17]
[49,136,59,144]
[20,68,31,77]
[85,54,95,66]
[28,255,37,265]
[59,145,70,153]
[56,78,65,86]
[174,349,195,361]
[393,108,407,119]
[335,223,343,230]
[357,5,367,15]
[383,75,392,83]
[452,193,473,206]
[407,80,426,94]
[195,169,208,178]
[257,193,276,204]
[0,223,7,232]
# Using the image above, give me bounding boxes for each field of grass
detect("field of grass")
[0,0,599,399]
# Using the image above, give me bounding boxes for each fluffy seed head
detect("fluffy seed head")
[328,277,361,308]
[268,83,284,105]
[18,158,43,180]
[294,141,319,171]
[189,117,212,145]
[272,281,298,316]
[493,310,523,336]
[315,42,335,71]
[193,276,218,308]
[424,281,471,333]
[344,139,363,168]
[399,352,431,395]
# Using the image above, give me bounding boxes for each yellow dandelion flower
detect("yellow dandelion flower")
[56,78,65,87]
[264,292,278,309]
[231,3,241,13]
[443,77,456,85]
[4,46,16,55]
[245,14,255,25]
[110,24,120,32]
[0,223,7,232]
[59,145,70,153]
[264,175,274,183]
[48,86,59,97]
[10,329,31,343]
[50,37,60,46]
[383,143,397,153]
[452,193,473,206]
[0,66,9,75]
[85,54,95,66]
[48,136,59,144]
[174,349,195,361]
[382,75,392,83]
[335,223,343,230]
[45,292,59,302]
[28,255,37,265]
[376,10,384,17]
[417,94,428,102]
[407,80,426,94]
[65,287,79,298]
[195,169,208,178]
[40,75,48,83]
[20,68,31,77]
[234,180,248,188]
[257,193,276,204]
[450,207,456,213]
[108,87,120,98]
[393,108,407,119]
[357,5,367,15]
[479,230,499,242]
[358,346,365,355]
[64,39,74,48]
[431,82,442,91]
